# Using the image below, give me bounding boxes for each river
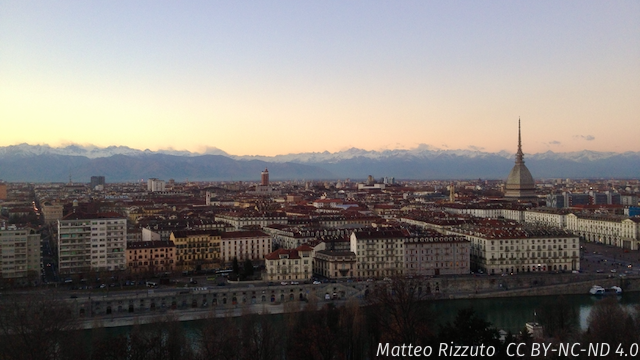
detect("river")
[96,291,640,338]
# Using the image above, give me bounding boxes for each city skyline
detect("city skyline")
[1,1,639,156]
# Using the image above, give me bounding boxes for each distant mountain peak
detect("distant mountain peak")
[0,143,229,159]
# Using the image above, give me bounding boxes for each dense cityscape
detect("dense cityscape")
[2,2,638,359]
[1,125,640,359]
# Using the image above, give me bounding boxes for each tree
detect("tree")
[243,259,254,278]
[232,257,240,276]
[536,295,578,340]
[583,297,639,349]
[366,276,435,345]
[336,298,368,360]
[0,293,78,360]
[439,307,501,347]
[238,313,281,360]
[197,316,240,360]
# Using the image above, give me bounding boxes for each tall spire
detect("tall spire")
[516,117,524,164]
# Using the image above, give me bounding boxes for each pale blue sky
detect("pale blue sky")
[1,1,638,155]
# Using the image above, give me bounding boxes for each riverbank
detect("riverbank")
[76,274,640,329]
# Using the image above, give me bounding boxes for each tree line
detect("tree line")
[1,278,639,360]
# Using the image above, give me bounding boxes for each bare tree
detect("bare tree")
[238,313,281,360]
[584,297,639,351]
[337,298,367,360]
[0,292,78,360]
[366,277,435,345]
[196,316,240,360]
[536,295,579,341]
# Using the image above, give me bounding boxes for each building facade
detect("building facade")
[170,230,221,272]
[220,230,272,264]
[0,226,40,279]
[126,240,175,275]
[404,234,470,276]
[565,213,640,250]
[447,222,580,274]
[147,178,166,192]
[41,203,64,224]
[265,244,313,281]
[313,250,356,279]
[350,229,407,278]
[58,213,127,274]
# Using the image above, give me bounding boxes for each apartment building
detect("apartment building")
[41,203,64,224]
[58,212,127,274]
[565,213,640,250]
[447,220,579,274]
[215,211,288,230]
[220,230,272,264]
[350,229,407,278]
[265,244,313,281]
[170,230,221,272]
[313,250,356,279]
[0,226,40,279]
[404,234,470,276]
[126,240,175,275]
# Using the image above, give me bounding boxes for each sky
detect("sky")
[1,1,639,156]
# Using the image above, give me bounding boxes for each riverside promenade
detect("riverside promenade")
[74,273,640,329]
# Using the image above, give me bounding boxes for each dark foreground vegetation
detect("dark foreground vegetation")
[1,278,640,360]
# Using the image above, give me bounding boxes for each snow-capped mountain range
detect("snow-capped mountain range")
[0,143,229,159]
[1,143,634,163]
[0,143,638,182]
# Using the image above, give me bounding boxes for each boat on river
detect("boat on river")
[589,285,622,295]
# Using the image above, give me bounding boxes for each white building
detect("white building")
[523,208,568,228]
[58,212,127,274]
[147,178,166,192]
[220,230,272,264]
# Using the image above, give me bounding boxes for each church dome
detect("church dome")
[505,163,535,191]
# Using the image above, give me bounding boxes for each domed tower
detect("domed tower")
[504,119,536,200]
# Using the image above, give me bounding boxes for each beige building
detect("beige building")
[313,250,356,279]
[265,244,313,281]
[566,213,640,250]
[41,203,64,224]
[0,226,40,280]
[170,230,221,272]
[447,220,579,274]
[215,211,288,230]
[58,213,127,274]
